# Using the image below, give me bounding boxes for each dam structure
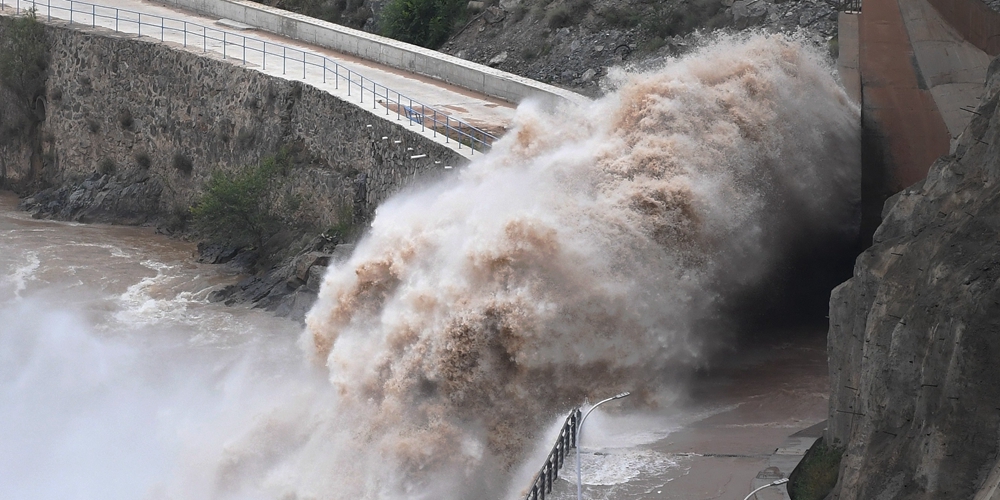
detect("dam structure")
[839,0,999,243]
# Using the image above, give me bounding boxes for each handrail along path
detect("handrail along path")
[0,0,499,155]
[523,408,580,500]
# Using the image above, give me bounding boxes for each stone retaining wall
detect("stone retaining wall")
[0,17,465,229]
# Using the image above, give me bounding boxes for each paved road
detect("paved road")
[1,0,517,156]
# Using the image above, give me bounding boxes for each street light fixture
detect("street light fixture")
[743,478,790,500]
[575,391,631,500]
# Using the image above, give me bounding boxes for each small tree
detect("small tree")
[0,9,48,111]
[0,9,48,147]
[190,153,290,248]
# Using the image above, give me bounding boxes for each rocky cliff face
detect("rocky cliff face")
[440,0,839,96]
[826,56,1000,498]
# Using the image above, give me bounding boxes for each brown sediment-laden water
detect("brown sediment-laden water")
[0,32,858,499]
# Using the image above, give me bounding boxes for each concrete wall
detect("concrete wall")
[154,0,587,107]
[855,0,951,244]
[837,12,861,105]
[1,19,464,227]
[927,0,1000,56]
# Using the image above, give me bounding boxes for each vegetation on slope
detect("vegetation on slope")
[0,9,48,142]
[380,0,468,48]
[788,437,844,500]
[191,151,294,249]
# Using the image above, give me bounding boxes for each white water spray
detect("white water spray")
[0,32,859,500]
[301,32,859,498]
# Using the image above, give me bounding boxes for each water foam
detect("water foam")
[297,32,860,498]
[1,251,40,301]
[0,33,860,500]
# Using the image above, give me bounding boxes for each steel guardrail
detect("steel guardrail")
[523,408,580,500]
[839,0,861,13]
[0,0,498,154]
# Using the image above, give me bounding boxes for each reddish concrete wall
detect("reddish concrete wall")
[926,0,1000,56]
[858,0,951,242]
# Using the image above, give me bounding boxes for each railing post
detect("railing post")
[242,36,246,65]
[282,46,286,74]
[161,16,164,41]
[262,41,266,70]
[92,4,94,28]
[183,21,186,47]
[302,51,305,79]
[322,58,326,84]
[222,31,226,59]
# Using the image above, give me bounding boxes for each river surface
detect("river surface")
[0,191,313,499]
[0,190,828,499]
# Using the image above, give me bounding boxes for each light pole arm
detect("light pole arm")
[742,478,789,500]
[575,391,630,500]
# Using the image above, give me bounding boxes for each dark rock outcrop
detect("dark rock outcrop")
[826,57,1000,498]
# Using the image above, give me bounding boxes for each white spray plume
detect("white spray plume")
[298,32,860,498]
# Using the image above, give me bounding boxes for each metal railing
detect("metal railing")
[839,0,861,13]
[0,0,498,154]
[523,408,580,500]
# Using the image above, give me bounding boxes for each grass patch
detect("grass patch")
[599,6,641,28]
[788,437,844,500]
[379,0,468,49]
[546,0,590,28]
[116,108,133,129]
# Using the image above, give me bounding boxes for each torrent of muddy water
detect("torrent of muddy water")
[1,33,858,499]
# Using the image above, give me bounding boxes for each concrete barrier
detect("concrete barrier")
[926,0,1000,56]
[153,0,588,107]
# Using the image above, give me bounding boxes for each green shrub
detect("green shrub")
[546,0,590,28]
[379,0,467,49]
[0,9,48,144]
[172,152,193,174]
[600,6,641,28]
[98,157,116,176]
[117,108,133,129]
[190,152,292,248]
[134,151,152,169]
[789,438,844,500]
[0,9,47,109]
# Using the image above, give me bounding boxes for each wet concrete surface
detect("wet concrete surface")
[544,330,829,500]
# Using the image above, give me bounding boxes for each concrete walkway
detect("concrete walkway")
[2,0,517,158]
[540,333,830,500]
[749,421,826,500]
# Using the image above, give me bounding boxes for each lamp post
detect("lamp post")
[743,478,790,500]
[575,391,631,500]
